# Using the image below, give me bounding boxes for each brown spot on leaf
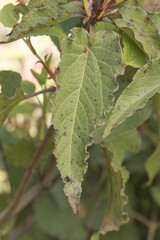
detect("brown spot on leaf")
[143,69,147,74]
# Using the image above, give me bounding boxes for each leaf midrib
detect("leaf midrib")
[68,50,89,177]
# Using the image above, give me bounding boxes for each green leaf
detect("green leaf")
[0,89,24,128]
[145,142,160,185]
[122,32,147,68]
[51,27,124,213]
[0,71,24,127]
[94,102,152,144]
[0,71,21,98]
[0,4,19,27]
[1,0,73,43]
[4,139,36,167]
[149,12,160,32]
[91,233,100,240]
[150,183,160,207]
[21,81,36,94]
[95,21,118,33]
[34,182,85,239]
[99,148,129,235]
[92,130,140,237]
[103,58,160,139]
[100,221,141,240]
[83,0,91,17]
[31,67,47,86]
[114,6,160,59]
[105,130,141,171]
[113,0,128,5]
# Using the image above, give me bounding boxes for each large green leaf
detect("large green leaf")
[0,0,72,43]
[114,6,160,59]
[51,27,124,214]
[103,58,160,139]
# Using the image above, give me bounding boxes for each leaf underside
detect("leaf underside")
[51,27,124,214]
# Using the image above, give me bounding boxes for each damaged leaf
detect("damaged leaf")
[51,27,123,214]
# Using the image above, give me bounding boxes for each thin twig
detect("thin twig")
[13,166,59,217]
[131,210,151,228]
[147,205,159,240]
[24,87,56,100]
[0,125,54,228]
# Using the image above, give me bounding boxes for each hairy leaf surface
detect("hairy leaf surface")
[115,6,160,59]
[51,27,124,213]
[103,58,160,138]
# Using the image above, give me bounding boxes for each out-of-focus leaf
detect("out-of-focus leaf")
[0,89,24,128]
[150,183,160,206]
[9,102,34,117]
[21,81,36,94]
[0,71,21,98]
[31,67,47,86]
[4,139,36,167]
[19,229,48,240]
[145,142,160,185]
[100,221,141,240]
[0,4,19,27]
[34,182,85,240]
